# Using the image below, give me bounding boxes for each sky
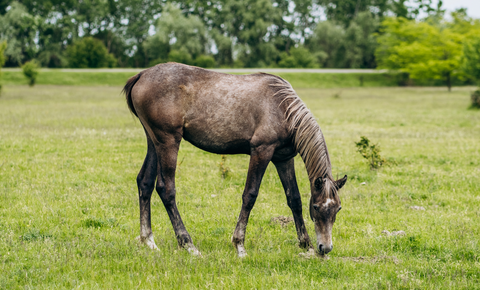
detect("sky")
[439,0,480,18]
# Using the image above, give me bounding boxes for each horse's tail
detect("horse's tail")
[122,71,144,118]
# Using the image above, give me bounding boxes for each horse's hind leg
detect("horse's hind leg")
[273,158,313,250]
[153,133,201,256]
[137,130,159,250]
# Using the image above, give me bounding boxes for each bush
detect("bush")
[66,37,117,68]
[278,46,318,68]
[22,60,40,86]
[355,136,385,169]
[168,49,193,65]
[471,90,480,109]
[195,55,216,68]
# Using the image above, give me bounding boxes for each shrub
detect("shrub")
[22,60,40,86]
[278,46,318,68]
[67,37,117,68]
[195,55,216,68]
[471,90,480,109]
[355,136,385,169]
[168,49,193,65]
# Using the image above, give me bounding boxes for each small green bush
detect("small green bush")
[22,60,40,86]
[278,46,318,68]
[471,90,480,109]
[67,37,117,68]
[195,55,216,68]
[168,48,193,65]
[355,136,385,169]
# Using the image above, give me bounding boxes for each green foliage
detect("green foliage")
[278,46,318,68]
[355,136,385,169]
[168,49,193,65]
[0,41,5,93]
[375,14,479,91]
[0,2,40,66]
[66,37,117,68]
[471,90,480,109]
[0,41,5,67]
[307,12,378,68]
[462,35,480,85]
[194,55,216,68]
[144,4,211,66]
[316,0,442,27]
[21,60,39,86]
[218,155,231,179]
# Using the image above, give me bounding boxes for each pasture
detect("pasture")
[0,84,479,289]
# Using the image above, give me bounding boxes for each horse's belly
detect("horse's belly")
[182,121,253,155]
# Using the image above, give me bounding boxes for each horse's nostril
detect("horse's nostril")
[318,244,324,253]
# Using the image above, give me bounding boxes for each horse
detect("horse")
[122,62,347,257]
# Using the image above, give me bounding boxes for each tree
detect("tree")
[343,11,378,68]
[462,35,480,85]
[462,35,480,108]
[306,20,346,68]
[66,37,117,68]
[144,4,212,67]
[376,17,464,91]
[0,2,40,66]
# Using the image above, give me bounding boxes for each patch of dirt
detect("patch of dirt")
[340,255,401,264]
[382,230,406,237]
[410,206,425,211]
[298,248,329,260]
[271,216,294,227]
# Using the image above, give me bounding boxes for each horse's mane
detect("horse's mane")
[267,75,333,181]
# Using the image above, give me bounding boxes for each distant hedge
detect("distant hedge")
[1,70,475,88]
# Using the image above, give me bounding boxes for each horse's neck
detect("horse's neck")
[296,125,333,181]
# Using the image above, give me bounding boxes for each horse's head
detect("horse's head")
[309,174,347,255]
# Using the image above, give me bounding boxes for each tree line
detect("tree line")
[0,0,479,79]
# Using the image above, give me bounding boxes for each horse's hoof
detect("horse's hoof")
[187,246,202,257]
[136,235,159,250]
[236,244,247,258]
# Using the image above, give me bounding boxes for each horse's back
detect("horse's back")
[132,63,290,154]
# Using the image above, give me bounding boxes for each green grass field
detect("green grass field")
[0,84,479,289]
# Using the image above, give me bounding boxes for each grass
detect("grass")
[0,84,479,288]
[0,70,407,88]
[1,69,474,89]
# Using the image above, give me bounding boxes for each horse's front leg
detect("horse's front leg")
[273,158,313,250]
[232,145,275,258]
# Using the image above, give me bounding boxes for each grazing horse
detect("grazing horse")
[123,63,347,257]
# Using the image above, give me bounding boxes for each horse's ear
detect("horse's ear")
[335,175,347,190]
[314,177,324,189]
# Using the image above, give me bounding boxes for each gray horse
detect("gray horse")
[123,62,347,257]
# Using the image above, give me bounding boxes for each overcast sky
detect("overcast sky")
[439,0,480,18]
